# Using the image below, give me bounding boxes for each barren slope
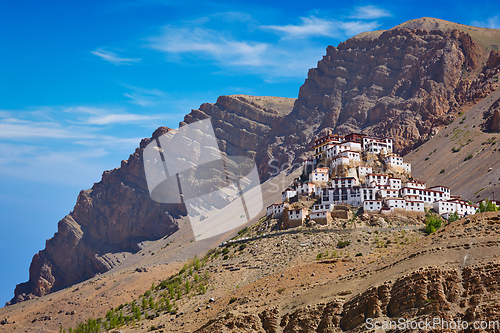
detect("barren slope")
[258,17,500,178]
[405,88,500,201]
[8,94,296,306]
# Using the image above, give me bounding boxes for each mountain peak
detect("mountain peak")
[352,17,500,46]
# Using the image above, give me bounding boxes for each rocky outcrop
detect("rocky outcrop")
[258,23,500,178]
[197,262,500,332]
[182,95,294,161]
[9,18,500,307]
[9,96,295,306]
[487,50,500,69]
[482,97,500,132]
[9,131,185,305]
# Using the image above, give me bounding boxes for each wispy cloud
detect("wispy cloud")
[0,118,93,139]
[471,15,500,29]
[0,142,111,186]
[262,16,381,39]
[339,21,381,36]
[91,48,141,65]
[86,113,162,125]
[145,9,389,78]
[66,106,163,125]
[148,24,323,77]
[262,16,338,39]
[349,5,391,20]
[149,26,268,67]
[122,85,166,106]
[0,110,150,186]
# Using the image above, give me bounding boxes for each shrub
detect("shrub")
[355,253,363,257]
[451,147,460,153]
[440,169,445,174]
[478,200,499,213]
[425,213,443,234]
[448,211,460,223]
[236,227,248,236]
[337,240,351,248]
[464,154,473,161]
[193,259,201,270]
[316,253,323,260]
[199,284,206,294]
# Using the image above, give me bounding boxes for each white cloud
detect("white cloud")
[146,10,388,78]
[0,142,110,187]
[0,105,165,188]
[350,5,391,20]
[262,16,381,39]
[472,15,500,29]
[85,113,162,125]
[339,20,382,36]
[262,16,338,38]
[122,85,166,106]
[0,111,11,118]
[149,26,268,67]
[149,24,324,77]
[0,119,93,139]
[91,49,141,65]
[65,106,163,125]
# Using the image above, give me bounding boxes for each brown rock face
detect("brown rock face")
[482,97,500,132]
[258,26,499,178]
[10,95,295,305]
[487,50,500,69]
[10,135,185,305]
[197,263,500,332]
[182,95,294,161]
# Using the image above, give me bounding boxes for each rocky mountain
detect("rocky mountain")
[7,95,295,306]
[405,87,500,202]
[258,17,500,178]
[8,130,185,305]
[7,17,500,311]
[194,212,500,333]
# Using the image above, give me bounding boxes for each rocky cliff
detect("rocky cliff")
[8,95,295,305]
[9,17,500,306]
[196,212,500,333]
[199,262,500,332]
[8,129,185,305]
[258,18,500,178]
[182,95,295,160]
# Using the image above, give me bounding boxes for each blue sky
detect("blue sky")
[1,0,499,306]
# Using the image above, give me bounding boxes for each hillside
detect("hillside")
[5,16,500,333]
[406,88,500,202]
[7,95,296,306]
[258,17,500,178]
[195,212,500,332]
[3,209,500,332]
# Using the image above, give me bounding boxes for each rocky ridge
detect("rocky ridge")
[8,130,185,305]
[182,95,295,162]
[195,212,500,333]
[8,95,295,306]
[258,19,500,178]
[8,18,500,311]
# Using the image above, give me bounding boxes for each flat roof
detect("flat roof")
[331,177,356,180]
[429,185,450,190]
